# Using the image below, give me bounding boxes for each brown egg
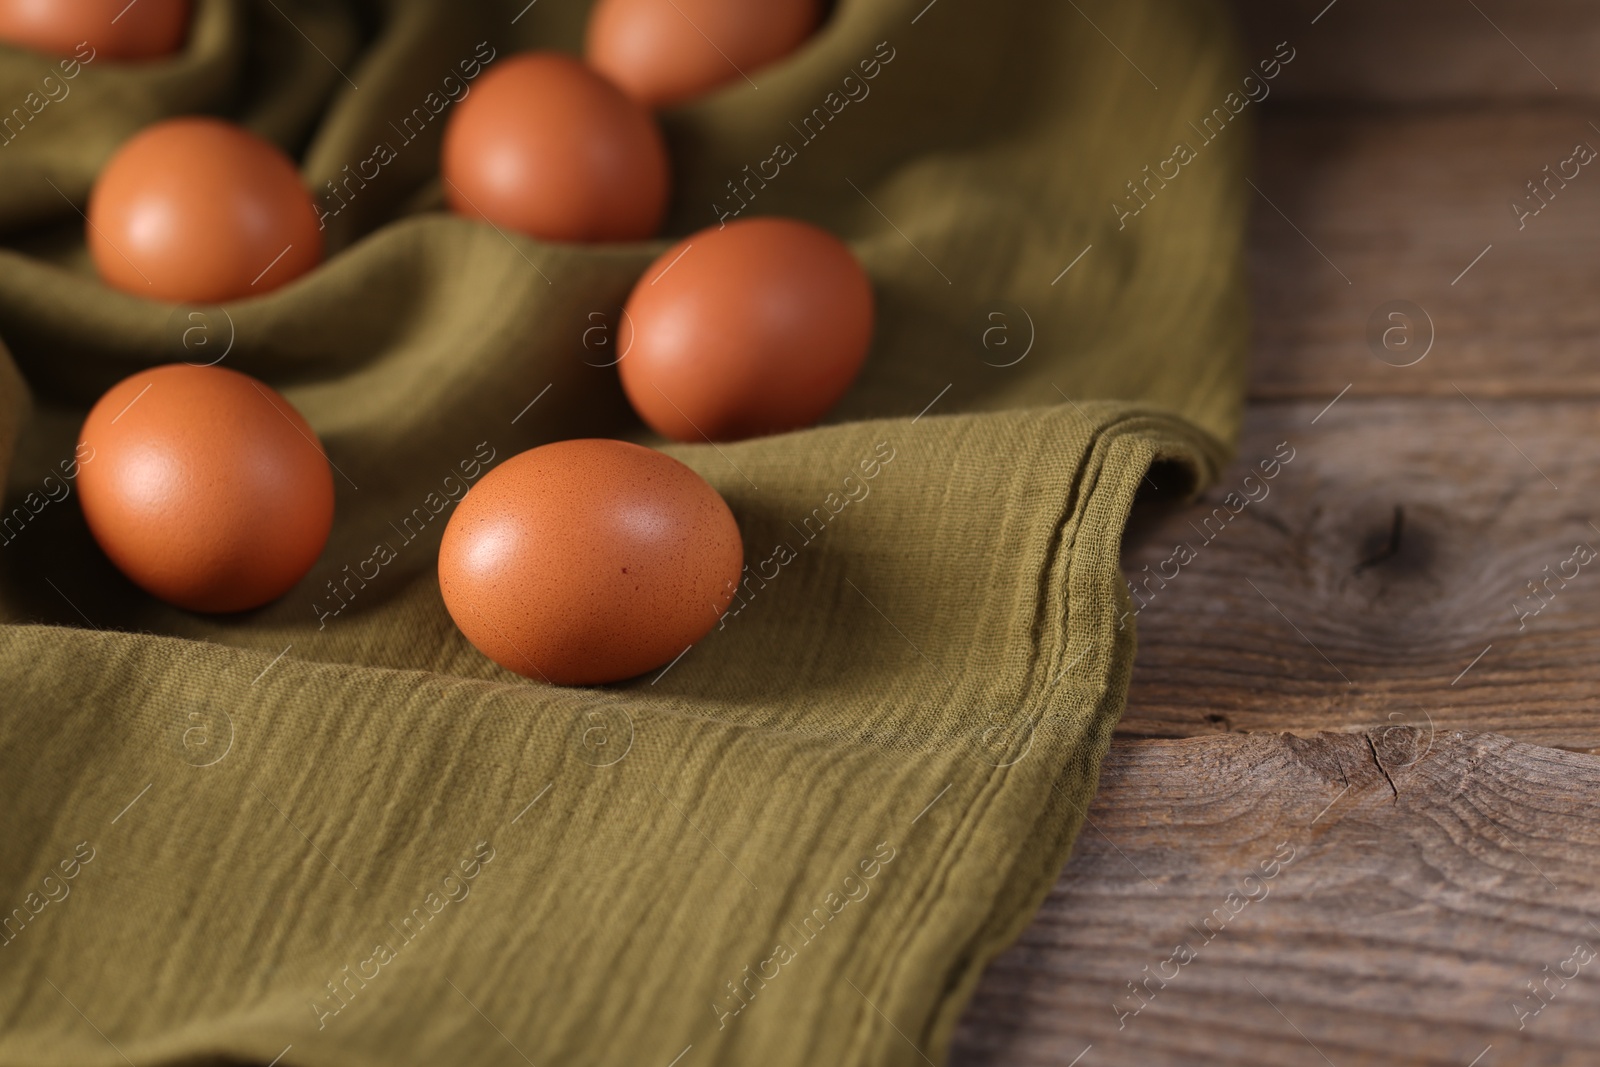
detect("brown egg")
[87,117,322,303]
[440,51,669,243]
[438,439,742,685]
[586,0,819,108]
[0,0,189,61]
[77,364,335,613]
[618,217,874,442]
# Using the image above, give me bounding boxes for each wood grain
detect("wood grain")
[952,730,1600,1067]
[1247,106,1600,401]
[1113,99,1600,746]
[1118,397,1600,750]
[1234,0,1593,104]
[951,5,1600,1065]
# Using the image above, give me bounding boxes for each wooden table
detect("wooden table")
[953,3,1600,1063]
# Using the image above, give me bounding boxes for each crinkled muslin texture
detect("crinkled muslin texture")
[0,1,1248,1064]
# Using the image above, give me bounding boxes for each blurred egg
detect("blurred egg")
[438,438,743,685]
[87,117,322,303]
[77,364,335,613]
[441,51,669,243]
[586,0,819,108]
[0,0,190,60]
[618,217,874,441]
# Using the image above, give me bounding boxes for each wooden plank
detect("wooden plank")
[954,13,1600,1064]
[1247,106,1600,401]
[1235,0,1595,103]
[952,730,1600,1066]
[1117,397,1600,750]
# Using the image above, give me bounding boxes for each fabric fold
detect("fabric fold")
[0,404,1219,1066]
[0,0,1249,1063]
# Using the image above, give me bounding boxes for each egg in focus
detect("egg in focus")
[618,217,875,442]
[76,364,335,613]
[438,438,743,685]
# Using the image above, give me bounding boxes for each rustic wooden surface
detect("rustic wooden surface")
[1236,0,1594,104]
[1117,29,1600,749]
[951,731,1600,1067]
[1247,106,1600,402]
[1117,397,1600,751]
[953,3,1600,1064]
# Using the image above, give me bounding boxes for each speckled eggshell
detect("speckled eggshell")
[440,51,670,243]
[87,117,323,303]
[0,0,190,60]
[618,216,875,442]
[437,439,744,685]
[585,0,820,109]
[76,363,335,613]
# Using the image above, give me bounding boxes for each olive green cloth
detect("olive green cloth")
[0,1,1248,1064]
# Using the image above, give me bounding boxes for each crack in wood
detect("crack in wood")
[1365,732,1400,799]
